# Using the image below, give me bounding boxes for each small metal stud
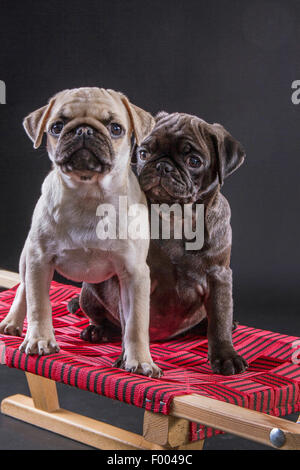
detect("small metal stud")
[269,428,286,448]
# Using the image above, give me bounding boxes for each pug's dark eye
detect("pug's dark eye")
[50,121,64,135]
[109,122,123,137]
[139,149,148,160]
[187,156,202,168]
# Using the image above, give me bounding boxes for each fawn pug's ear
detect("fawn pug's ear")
[23,97,56,149]
[120,95,155,146]
[130,111,169,165]
[209,123,245,185]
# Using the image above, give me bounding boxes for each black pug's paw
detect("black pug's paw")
[80,320,122,343]
[80,324,107,343]
[209,348,248,375]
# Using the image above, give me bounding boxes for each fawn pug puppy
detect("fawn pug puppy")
[0,87,162,377]
[72,111,248,376]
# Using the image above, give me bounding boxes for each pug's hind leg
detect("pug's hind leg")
[0,248,27,336]
[79,282,121,343]
[81,320,122,343]
[0,283,26,336]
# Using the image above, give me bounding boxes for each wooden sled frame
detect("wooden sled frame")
[0,269,299,450]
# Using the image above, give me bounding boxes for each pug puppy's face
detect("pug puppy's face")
[136,112,245,203]
[47,88,130,181]
[23,87,154,183]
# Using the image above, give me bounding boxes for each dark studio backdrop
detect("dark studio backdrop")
[0,0,299,334]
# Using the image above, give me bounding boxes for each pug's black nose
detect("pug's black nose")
[75,126,94,136]
[156,161,174,175]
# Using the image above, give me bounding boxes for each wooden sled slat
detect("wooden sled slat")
[0,269,20,288]
[172,394,300,450]
[1,394,168,450]
[1,373,203,450]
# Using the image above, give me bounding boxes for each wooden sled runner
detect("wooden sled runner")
[0,269,299,450]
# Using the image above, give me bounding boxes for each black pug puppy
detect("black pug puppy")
[68,112,248,376]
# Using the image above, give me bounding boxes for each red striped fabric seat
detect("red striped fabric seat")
[0,282,299,441]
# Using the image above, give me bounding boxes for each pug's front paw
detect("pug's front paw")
[210,348,248,375]
[124,359,163,378]
[19,330,60,356]
[114,352,163,378]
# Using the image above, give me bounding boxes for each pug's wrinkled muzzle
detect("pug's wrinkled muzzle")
[55,123,113,179]
[60,148,104,174]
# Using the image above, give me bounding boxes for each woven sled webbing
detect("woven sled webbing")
[0,282,299,441]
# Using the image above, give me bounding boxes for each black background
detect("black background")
[0,0,299,334]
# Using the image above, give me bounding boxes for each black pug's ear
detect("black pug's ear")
[120,95,155,146]
[209,123,245,185]
[155,111,169,123]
